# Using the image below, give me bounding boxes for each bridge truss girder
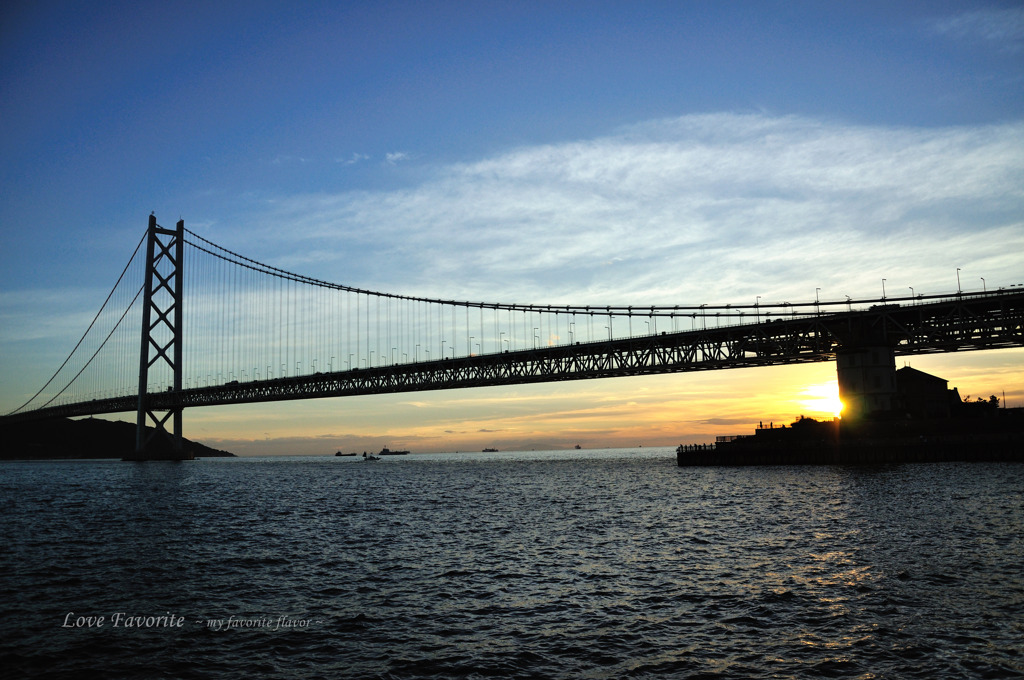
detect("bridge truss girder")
[160,289,1024,408]
[9,290,1023,421]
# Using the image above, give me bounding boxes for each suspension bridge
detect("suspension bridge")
[5,215,1023,459]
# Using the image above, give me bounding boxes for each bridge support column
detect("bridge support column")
[836,345,897,422]
[128,214,190,461]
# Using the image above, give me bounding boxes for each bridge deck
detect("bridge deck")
[10,289,1022,422]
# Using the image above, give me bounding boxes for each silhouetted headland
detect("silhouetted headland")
[0,417,235,460]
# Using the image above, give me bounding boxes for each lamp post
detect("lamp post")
[815,288,820,316]
[981,277,986,292]
[957,268,961,295]
[881,279,886,301]
[756,295,761,324]
[909,287,914,304]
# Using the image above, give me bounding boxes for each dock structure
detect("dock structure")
[677,412,1024,466]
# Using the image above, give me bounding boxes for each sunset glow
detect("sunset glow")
[799,382,845,419]
[1,3,1021,455]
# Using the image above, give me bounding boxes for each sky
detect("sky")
[1,1,1023,455]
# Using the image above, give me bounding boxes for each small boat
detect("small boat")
[378,447,409,456]
[362,452,381,461]
[575,444,581,450]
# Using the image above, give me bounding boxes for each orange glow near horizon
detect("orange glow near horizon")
[798,382,844,419]
[135,348,1022,455]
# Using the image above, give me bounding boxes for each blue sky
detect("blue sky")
[2,1,1022,453]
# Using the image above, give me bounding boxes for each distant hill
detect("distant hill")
[0,417,235,460]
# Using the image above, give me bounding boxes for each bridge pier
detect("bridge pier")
[128,214,191,461]
[836,344,897,421]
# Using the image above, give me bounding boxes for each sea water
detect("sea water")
[1,449,1022,678]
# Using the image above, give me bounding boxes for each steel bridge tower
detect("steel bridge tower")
[128,214,190,460]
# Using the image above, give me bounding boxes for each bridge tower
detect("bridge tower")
[129,214,191,461]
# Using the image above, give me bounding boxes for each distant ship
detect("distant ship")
[482,448,498,452]
[378,447,409,455]
[334,451,357,457]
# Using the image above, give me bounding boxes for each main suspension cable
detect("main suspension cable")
[6,231,147,415]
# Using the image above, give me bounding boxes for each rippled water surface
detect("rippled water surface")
[2,450,1022,679]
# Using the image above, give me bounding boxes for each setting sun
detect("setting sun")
[799,382,844,418]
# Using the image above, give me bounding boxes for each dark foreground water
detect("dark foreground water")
[1,450,1022,679]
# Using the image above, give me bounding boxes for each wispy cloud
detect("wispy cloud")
[337,152,370,165]
[248,113,1023,307]
[929,7,1024,52]
[384,151,410,165]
